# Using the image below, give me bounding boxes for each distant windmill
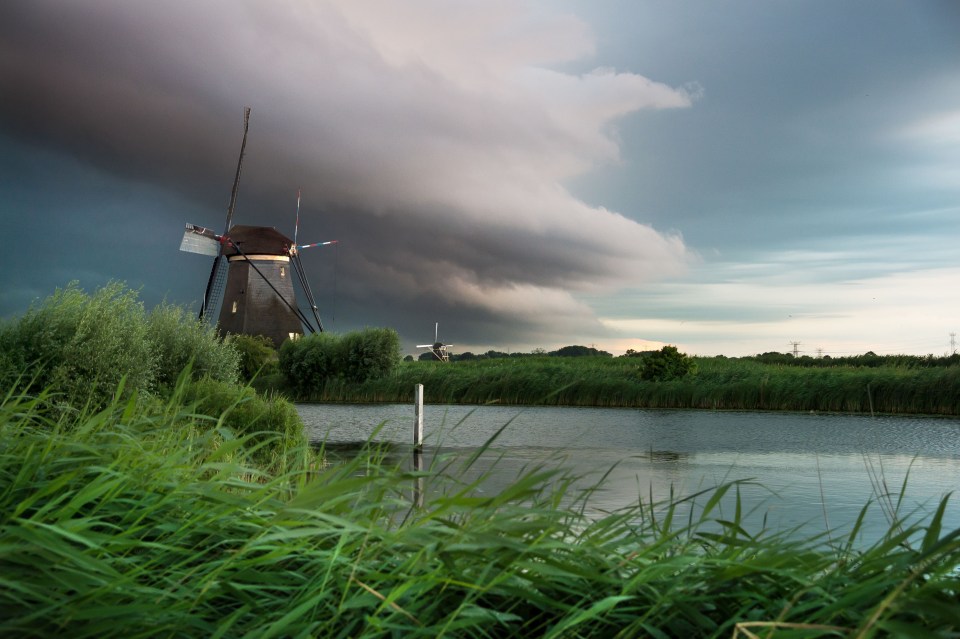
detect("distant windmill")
[417,323,452,361]
[178,108,336,347]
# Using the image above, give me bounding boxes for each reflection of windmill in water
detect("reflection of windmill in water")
[178,108,337,347]
[417,323,452,361]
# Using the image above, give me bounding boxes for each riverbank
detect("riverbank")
[271,356,960,415]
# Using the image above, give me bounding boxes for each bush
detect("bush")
[0,282,241,411]
[184,377,306,463]
[0,281,156,409]
[640,345,696,382]
[148,302,240,389]
[279,333,342,395]
[279,328,401,393]
[228,333,278,381]
[340,327,402,382]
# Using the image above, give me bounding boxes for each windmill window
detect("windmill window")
[231,301,238,314]
[280,266,286,278]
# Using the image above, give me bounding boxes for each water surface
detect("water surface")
[297,404,960,542]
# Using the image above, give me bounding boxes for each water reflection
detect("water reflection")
[299,404,960,543]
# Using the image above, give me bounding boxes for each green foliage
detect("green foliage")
[148,302,240,389]
[550,344,613,357]
[2,385,960,636]
[228,333,278,381]
[293,355,960,413]
[279,332,342,395]
[341,327,402,381]
[0,281,156,409]
[0,282,241,412]
[279,327,401,393]
[748,350,960,369]
[639,345,696,382]
[183,377,306,464]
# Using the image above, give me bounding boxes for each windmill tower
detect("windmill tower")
[179,109,335,347]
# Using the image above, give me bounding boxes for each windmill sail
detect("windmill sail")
[199,107,250,321]
[201,257,228,320]
[179,224,221,256]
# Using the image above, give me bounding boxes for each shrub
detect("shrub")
[148,302,240,389]
[1,281,156,409]
[228,333,278,381]
[279,328,401,393]
[0,282,243,411]
[340,327,401,382]
[183,377,306,462]
[279,332,342,395]
[640,345,696,382]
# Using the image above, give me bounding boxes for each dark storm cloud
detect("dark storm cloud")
[0,0,694,350]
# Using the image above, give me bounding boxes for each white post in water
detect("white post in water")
[413,384,424,448]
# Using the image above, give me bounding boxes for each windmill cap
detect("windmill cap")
[222,225,294,256]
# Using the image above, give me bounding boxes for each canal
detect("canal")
[297,404,960,543]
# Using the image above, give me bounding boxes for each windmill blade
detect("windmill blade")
[416,344,433,348]
[293,188,301,246]
[199,255,226,321]
[296,239,338,251]
[291,251,323,332]
[179,223,221,256]
[223,107,251,234]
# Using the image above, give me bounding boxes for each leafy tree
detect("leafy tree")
[341,327,401,382]
[279,328,401,392]
[550,345,613,358]
[622,348,656,358]
[640,345,695,382]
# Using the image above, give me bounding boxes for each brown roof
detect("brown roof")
[222,225,293,256]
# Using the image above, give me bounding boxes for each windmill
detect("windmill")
[417,323,452,361]
[178,108,336,347]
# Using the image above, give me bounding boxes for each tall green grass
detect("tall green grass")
[293,357,960,415]
[3,380,959,637]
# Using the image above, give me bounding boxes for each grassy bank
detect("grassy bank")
[286,356,960,415]
[3,383,960,637]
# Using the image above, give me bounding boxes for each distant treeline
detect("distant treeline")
[414,344,613,361]
[745,351,960,368]
[422,344,960,369]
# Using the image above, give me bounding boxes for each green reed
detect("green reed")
[290,356,960,415]
[2,379,959,637]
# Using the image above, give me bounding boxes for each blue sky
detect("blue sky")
[1,1,958,356]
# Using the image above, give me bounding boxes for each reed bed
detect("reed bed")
[3,383,960,637]
[292,357,960,415]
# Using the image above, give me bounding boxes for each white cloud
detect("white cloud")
[598,266,960,356]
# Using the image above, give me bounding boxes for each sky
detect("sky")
[1,0,958,357]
